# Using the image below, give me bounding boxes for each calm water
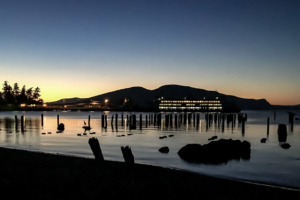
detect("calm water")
[0,110,300,189]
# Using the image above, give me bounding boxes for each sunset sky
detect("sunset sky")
[1,0,299,105]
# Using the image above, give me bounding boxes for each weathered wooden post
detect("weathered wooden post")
[21,116,24,132]
[288,112,295,132]
[111,115,114,126]
[140,114,142,130]
[175,114,177,128]
[101,114,104,128]
[126,115,129,126]
[154,114,157,126]
[184,113,187,125]
[115,113,118,127]
[88,137,104,161]
[57,115,59,127]
[170,114,173,128]
[222,115,225,132]
[121,146,134,165]
[129,115,132,130]
[41,114,43,126]
[121,114,124,126]
[242,117,245,134]
[88,115,91,127]
[146,115,148,128]
[105,115,108,128]
[133,114,136,129]
[267,117,270,135]
[15,115,18,130]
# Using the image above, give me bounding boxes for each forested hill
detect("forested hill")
[48,85,272,110]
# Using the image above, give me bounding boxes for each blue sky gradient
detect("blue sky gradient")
[1,0,300,105]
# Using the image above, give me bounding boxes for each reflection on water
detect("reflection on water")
[0,110,300,188]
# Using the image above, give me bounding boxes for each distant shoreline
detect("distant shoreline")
[0,147,299,199]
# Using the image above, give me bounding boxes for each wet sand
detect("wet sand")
[0,147,299,200]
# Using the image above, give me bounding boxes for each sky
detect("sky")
[1,0,300,105]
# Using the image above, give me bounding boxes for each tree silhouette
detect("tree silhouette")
[33,87,41,101]
[0,81,44,106]
[13,83,20,97]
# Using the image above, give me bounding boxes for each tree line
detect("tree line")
[0,81,43,105]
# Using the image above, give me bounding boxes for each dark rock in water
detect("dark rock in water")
[169,135,174,137]
[127,134,133,136]
[121,134,125,136]
[83,133,87,136]
[281,143,291,149]
[159,136,167,139]
[48,132,51,134]
[261,138,267,143]
[82,126,91,130]
[42,133,46,135]
[57,123,65,131]
[159,146,169,153]
[295,118,299,120]
[177,139,251,164]
[208,136,218,141]
[77,134,81,136]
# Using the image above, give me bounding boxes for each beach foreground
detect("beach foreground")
[0,147,299,200]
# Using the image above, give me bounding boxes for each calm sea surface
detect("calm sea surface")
[0,110,300,188]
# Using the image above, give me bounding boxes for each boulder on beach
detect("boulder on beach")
[208,136,218,141]
[281,143,291,149]
[261,138,267,143]
[177,139,251,164]
[159,146,169,153]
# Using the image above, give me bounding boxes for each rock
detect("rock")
[159,136,167,139]
[57,123,65,131]
[177,139,251,164]
[42,133,46,135]
[82,126,91,130]
[48,132,51,134]
[261,138,267,143]
[169,135,174,137]
[77,134,81,136]
[121,134,125,136]
[83,133,87,136]
[208,136,218,141]
[295,118,299,120]
[127,134,133,136]
[281,143,291,149]
[159,146,169,153]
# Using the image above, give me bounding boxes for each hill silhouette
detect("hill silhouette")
[48,85,271,110]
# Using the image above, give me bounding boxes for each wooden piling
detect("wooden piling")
[105,115,107,128]
[111,115,114,126]
[242,117,245,134]
[88,115,90,127]
[146,115,148,128]
[121,114,124,126]
[101,115,104,128]
[140,114,142,130]
[15,115,18,130]
[41,114,43,126]
[21,116,24,132]
[57,115,59,127]
[222,115,225,132]
[115,113,118,127]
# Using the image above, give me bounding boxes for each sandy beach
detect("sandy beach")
[0,147,299,200]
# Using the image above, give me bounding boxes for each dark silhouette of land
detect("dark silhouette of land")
[0,147,299,200]
[48,84,272,110]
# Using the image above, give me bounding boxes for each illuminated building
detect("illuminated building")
[159,97,222,111]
